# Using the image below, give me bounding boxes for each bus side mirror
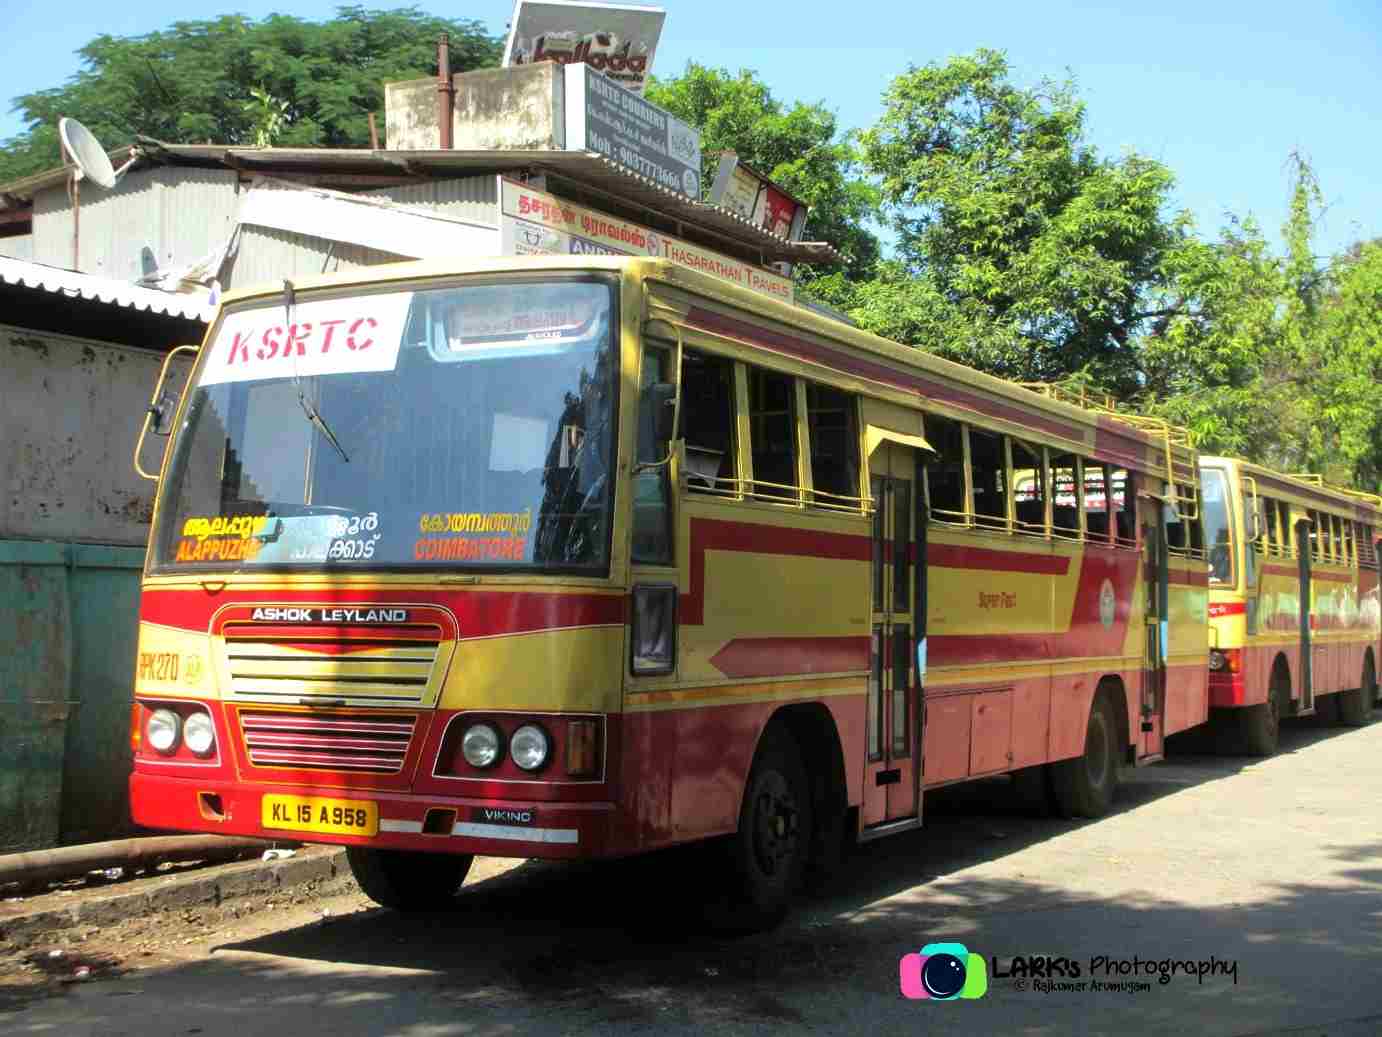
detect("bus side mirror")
[134,344,198,481]
[652,382,677,444]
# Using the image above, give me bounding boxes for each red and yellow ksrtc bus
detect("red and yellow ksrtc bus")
[1200,457,1381,753]
[128,256,1209,924]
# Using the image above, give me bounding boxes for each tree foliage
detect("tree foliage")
[0,6,499,183]
[645,63,880,284]
[854,49,1194,393]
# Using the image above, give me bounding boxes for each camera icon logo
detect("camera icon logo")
[900,942,988,1000]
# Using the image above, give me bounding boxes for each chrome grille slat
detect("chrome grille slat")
[222,634,441,707]
[241,709,417,774]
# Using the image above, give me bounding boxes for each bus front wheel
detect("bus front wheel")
[1051,690,1119,818]
[1239,668,1286,755]
[724,729,813,930]
[346,847,473,911]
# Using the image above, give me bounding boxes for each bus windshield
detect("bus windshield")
[1202,468,1233,584]
[152,277,618,574]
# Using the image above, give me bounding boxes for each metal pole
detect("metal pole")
[437,33,455,150]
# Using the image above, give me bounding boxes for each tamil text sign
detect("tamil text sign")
[500,179,792,303]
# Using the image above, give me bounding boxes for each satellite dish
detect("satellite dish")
[58,117,136,189]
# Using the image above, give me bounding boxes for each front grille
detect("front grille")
[240,710,417,773]
[222,632,440,707]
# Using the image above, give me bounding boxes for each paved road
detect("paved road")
[8,716,1382,1036]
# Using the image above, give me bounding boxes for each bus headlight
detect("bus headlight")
[462,723,502,769]
[510,724,550,772]
[1209,650,1226,672]
[147,708,181,754]
[183,710,216,756]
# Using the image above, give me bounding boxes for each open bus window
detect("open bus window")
[633,346,673,565]
[805,382,860,506]
[969,428,1009,531]
[1166,487,1188,553]
[1278,501,1294,557]
[1262,497,1279,556]
[923,413,965,524]
[1011,439,1046,536]
[1049,453,1081,539]
[1110,468,1134,546]
[1084,463,1112,543]
[747,366,798,501]
[678,351,738,495]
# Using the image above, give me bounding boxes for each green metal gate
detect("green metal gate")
[0,540,146,852]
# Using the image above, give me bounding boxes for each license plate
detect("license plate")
[262,794,378,836]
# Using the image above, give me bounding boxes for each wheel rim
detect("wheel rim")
[1084,709,1109,789]
[751,770,802,879]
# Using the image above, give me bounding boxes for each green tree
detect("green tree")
[1144,156,1382,490]
[645,63,880,284]
[856,49,1194,393]
[0,6,499,183]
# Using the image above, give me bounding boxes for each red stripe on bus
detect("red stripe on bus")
[141,589,624,638]
[708,637,871,679]
[681,518,870,626]
[929,543,1071,575]
[1208,602,1246,618]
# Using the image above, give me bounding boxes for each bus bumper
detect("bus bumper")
[1209,671,1247,707]
[129,771,616,860]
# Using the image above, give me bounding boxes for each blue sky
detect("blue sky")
[3,0,1379,257]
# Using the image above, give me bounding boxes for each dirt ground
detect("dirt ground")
[4,715,1381,1036]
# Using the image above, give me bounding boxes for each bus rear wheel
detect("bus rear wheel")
[1339,656,1376,726]
[723,729,813,931]
[1239,668,1285,755]
[1051,690,1119,818]
[346,847,473,911]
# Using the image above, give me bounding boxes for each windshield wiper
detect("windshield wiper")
[297,391,350,463]
[283,278,349,464]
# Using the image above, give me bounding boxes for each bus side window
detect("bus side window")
[1011,439,1047,537]
[1307,510,1322,560]
[1166,485,1187,553]
[1188,485,1204,559]
[923,413,966,525]
[804,382,860,508]
[1111,468,1135,547]
[632,345,673,564]
[1263,497,1278,555]
[1345,519,1356,567]
[1050,452,1081,539]
[1332,515,1344,563]
[1279,501,1293,557]
[747,366,799,503]
[968,428,1009,532]
[678,351,738,496]
[1084,462,1112,543]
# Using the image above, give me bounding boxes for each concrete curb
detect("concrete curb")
[0,847,350,949]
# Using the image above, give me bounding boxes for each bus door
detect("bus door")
[1139,495,1169,760]
[1296,518,1315,713]
[863,442,923,830]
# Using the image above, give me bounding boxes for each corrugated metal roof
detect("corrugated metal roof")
[0,255,212,321]
[0,140,841,266]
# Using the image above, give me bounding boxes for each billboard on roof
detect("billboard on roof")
[503,0,666,95]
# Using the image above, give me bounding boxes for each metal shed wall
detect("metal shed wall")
[30,166,239,281]
[222,224,413,291]
[0,234,33,261]
[361,175,498,226]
